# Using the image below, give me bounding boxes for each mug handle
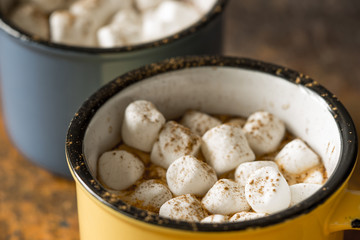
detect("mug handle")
[328,189,360,232]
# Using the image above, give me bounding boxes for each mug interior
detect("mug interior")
[67,56,357,231]
[84,67,340,178]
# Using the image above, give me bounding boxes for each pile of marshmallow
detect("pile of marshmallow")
[8,0,216,47]
[97,100,326,223]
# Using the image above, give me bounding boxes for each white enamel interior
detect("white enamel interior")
[83,66,341,181]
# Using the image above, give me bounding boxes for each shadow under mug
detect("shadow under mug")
[0,0,226,177]
[66,56,360,240]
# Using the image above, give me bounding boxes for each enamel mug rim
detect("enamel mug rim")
[65,55,358,232]
[0,0,227,55]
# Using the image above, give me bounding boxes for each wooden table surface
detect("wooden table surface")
[1,0,360,239]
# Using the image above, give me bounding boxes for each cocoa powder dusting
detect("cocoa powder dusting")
[97,112,328,220]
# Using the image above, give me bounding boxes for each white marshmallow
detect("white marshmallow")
[97,8,142,48]
[121,100,166,152]
[303,168,325,185]
[229,212,267,222]
[135,0,164,11]
[50,10,97,46]
[202,179,250,215]
[49,11,77,45]
[159,194,207,222]
[50,0,132,46]
[290,183,321,206]
[9,3,49,39]
[130,180,173,212]
[189,0,217,14]
[97,26,126,48]
[243,111,285,156]
[141,0,201,42]
[141,11,164,43]
[245,166,290,214]
[180,110,222,136]
[201,214,229,223]
[98,150,145,191]
[201,124,255,175]
[234,161,279,187]
[151,121,201,169]
[166,155,217,196]
[275,139,320,174]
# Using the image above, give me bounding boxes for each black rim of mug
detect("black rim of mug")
[0,0,227,54]
[65,55,358,232]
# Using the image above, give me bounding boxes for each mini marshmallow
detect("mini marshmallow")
[50,10,98,46]
[159,194,207,222]
[121,100,166,152]
[135,0,164,11]
[243,111,285,156]
[166,155,217,196]
[180,110,221,136]
[290,183,321,206]
[234,161,279,187]
[97,8,142,47]
[50,0,132,46]
[141,11,164,42]
[130,180,173,212]
[49,10,77,45]
[98,150,144,190]
[275,139,320,174]
[201,124,255,175]
[245,166,291,214]
[142,0,201,42]
[303,168,325,185]
[202,179,250,215]
[229,211,267,222]
[201,214,229,223]
[151,121,201,169]
[9,3,49,39]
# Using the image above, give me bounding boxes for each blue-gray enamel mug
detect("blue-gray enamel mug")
[0,0,227,177]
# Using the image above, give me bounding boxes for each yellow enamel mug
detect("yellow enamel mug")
[66,56,360,240]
